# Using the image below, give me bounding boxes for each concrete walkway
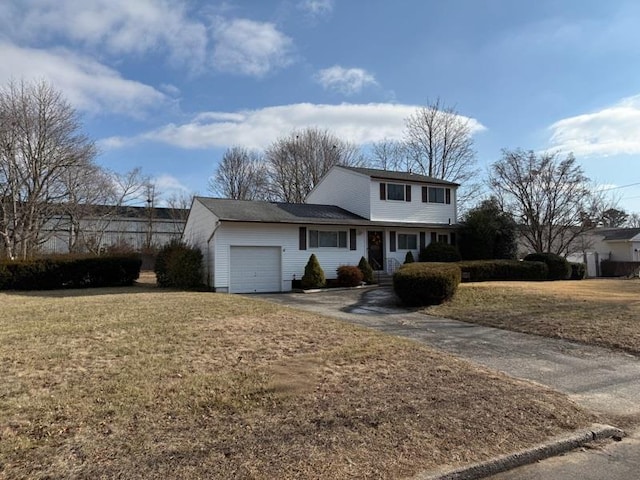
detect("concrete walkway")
[257,286,640,479]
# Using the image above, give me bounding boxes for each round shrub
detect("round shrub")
[357,256,374,284]
[419,242,461,262]
[569,262,587,280]
[404,251,415,264]
[301,254,325,289]
[523,252,571,280]
[336,265,364,287]
[155,240,203,288]
[393,263,461,306]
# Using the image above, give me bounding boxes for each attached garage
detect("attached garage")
[229,246,282,293]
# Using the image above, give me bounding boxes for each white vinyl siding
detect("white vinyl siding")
[211,222,367,292]
[306,167,371,219]
[371,181,457,224]
[230,246,281,293]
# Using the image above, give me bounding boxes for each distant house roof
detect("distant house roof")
[599,227,640,241]
[338,165,459,186]
[88,205,188,221]
[195,197,457,228]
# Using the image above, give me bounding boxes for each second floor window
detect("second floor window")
[422,186,451,204]
[380,182,412,202]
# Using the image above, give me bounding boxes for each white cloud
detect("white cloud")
[298,0,334,17]
[212,18,294,76]
[106,103,485,151]
[315,66,378,95]
[549,95,640,157]
[154,174,191,193]
[11,0,208,69]
[0,42,166,116]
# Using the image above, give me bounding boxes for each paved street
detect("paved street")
[257,286,640,479]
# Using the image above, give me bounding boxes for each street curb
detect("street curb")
[413,424,625,480]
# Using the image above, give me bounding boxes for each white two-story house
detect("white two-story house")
[182,165,459,293]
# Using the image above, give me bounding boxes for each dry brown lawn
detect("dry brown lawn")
[0,285,594,479]
[428,279,640,354]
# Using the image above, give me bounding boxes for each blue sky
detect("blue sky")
[2,0,640,212]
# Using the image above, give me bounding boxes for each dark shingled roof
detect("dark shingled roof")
[196,197,367,224]
[339,166,459,186]
[195,197,458,228]
[600,228,640,241]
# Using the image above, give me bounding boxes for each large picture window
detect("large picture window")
[309,230,348,248]
[398,234,417,250]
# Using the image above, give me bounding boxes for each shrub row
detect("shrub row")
[569,262,587,280]
[0,255,141,290]
[419,242,461,262]
[458,260,548,282]
[393,263,461,306]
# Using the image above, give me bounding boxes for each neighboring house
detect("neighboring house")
[183,165,459,293]
[568,227,640,277]
[40,205,188,255]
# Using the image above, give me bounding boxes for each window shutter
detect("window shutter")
[430,232,437,244]
[390,231,396,252]
[299,227,307,250]
[450,232,457,246]
[422,186,427,203]
[405,185,411,202]
[349,229,357,250]
[380,182,386,200]
[419,232,426,250]
[446,188,451,204]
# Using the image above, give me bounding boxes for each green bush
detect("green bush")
[393,263,461,306]
[458,260,548,282]
[336,265,364,287]
[404,251,415,264]
[523,253,571,280]
[569,262,587,280]
[301,254,326,289]
[155,240,203,289]
[419,242,461,262]
[458,198,518,260]
[357,256,374,284]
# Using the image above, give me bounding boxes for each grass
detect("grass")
[427,278,640,354]
[0,285,594,479]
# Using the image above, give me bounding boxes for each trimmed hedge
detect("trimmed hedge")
[0,255,141,290]
[155,240,203,289]
[523,253,571,280]
[301,254,326,289]
[336,265,364,287]
[569,262,587,280]
[458,260,548,282]
[357,256,374,284]
[419,243,461,262]
[393,262,461,306]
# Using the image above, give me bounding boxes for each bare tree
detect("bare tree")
[627,213,640,228]
[209,147,268,200]
[489,149,597,256]
[0,80,97,259]
[599,208,629,228]
[370,139,412,171]
[404,99,480,207]
[266,127,365,203]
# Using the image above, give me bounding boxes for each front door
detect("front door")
[367,231,384,270]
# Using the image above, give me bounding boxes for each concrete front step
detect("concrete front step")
[374,272,394,286]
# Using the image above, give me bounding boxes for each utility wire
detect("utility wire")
[598,182,640,192]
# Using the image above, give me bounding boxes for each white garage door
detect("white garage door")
[229,246,281,293]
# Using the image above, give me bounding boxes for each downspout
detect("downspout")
[206,221,221,288]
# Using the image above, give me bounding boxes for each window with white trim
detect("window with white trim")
[398,233,417,250]
[309,230,348,248]
[387,183,405,201]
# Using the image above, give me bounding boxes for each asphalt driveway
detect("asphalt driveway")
[257,286,640,479]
